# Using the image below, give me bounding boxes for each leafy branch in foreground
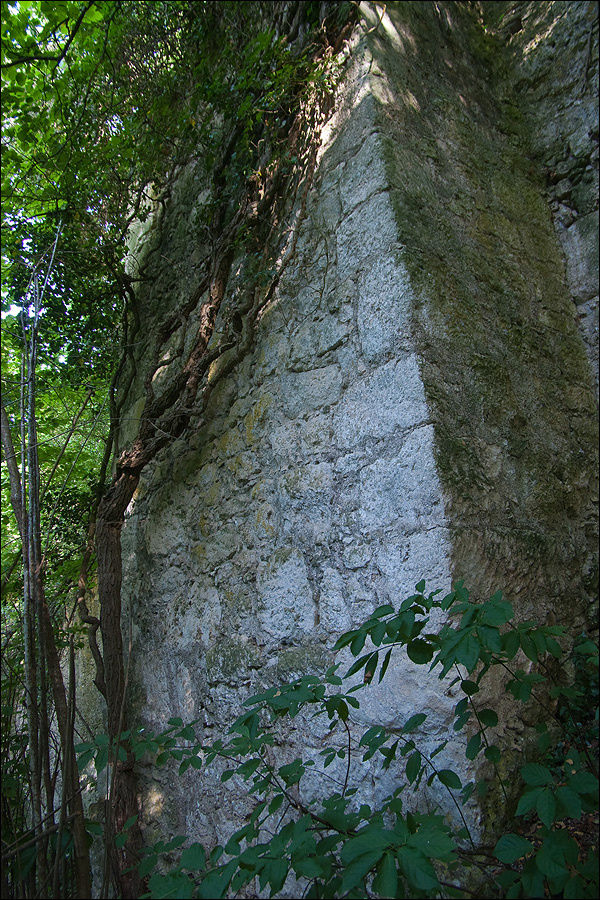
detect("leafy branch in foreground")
[76,582,599,899]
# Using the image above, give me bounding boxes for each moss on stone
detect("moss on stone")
[370,0,598,628]
[205,638,261,682]
[276,643,330,679]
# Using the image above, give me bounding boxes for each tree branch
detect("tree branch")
[1,2,95,72]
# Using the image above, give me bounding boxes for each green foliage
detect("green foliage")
[2,3,356,894]
[76,582,599,898]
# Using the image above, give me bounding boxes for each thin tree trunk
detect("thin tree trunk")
[3,240,93,899]
[20,331,45,895]
[41,591,93,898]
[27,330,54,864]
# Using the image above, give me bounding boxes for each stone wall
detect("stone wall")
[104,0,598,869]
[369,0,597,631]
[496,0,599,397]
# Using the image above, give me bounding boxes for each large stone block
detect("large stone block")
[257,548,315,642]
[333,356,429,449]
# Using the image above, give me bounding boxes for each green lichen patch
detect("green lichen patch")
[276,642,330,679]
[244,393,274,445]
[205,638,262,684]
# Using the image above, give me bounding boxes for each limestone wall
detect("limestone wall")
[112,0,598,863]
[369,0,597,628]
[498,0,599,396]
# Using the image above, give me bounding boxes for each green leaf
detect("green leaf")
[507,677,532,702]
[378,647,393,684]
[409,823,454,858]
[406,751,421,784]
[537,729,552,753]
[372,852,398,898]
[77,748,94,770]
[371,621,386,646]
[74,742,93,753]
[95,748,108,773]
[339,850,382,894]
[363,654,378,684]
[461,680,479,695]
[502,630,520,659]
[478,708,498,727]
[138,853,158,878]
[236,758,261,780]
[372,604,395,618]
[455,633,480,672]
[536,842,568,878]
[453,711,471,731]
[163,835,187,851]
[397,846,439,891]
[345,651,373,678]
[180,843,206,871]
[496,870,520,890]
[403,713,427,733]
[493,833,533,864]
[340,827,392,864]
[350,631,366,655]
[260,857,288,894]
[520,632,538,662]
[481,596,513,626]
[521,762,554,786]
[437,769,462,790]
[477,624,502,652]
[333,629,358,651]
[568,771,599,796]
[441,591,456,610]
[431,739,448,759]
[180,725,196,741]
[515,787,543,816]
[148,872,194,899]
[556,785,582,819]
[269,794,284,814]
[407,638,434,664]
[466,732,482,760]
[484,745,501,764]
[293,856,325,878]
[564,875,587,899]
[536,788,557,828]
[520,859,545,897]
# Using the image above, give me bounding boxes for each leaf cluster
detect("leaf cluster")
[75,581,599,898]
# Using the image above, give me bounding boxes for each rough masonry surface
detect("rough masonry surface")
[78,0,599,876]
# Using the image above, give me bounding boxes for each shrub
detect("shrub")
[77,581,599,898]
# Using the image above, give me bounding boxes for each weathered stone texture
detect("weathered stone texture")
[105,0,598,872]
[369,1,598,624]
[496,0,599,396]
